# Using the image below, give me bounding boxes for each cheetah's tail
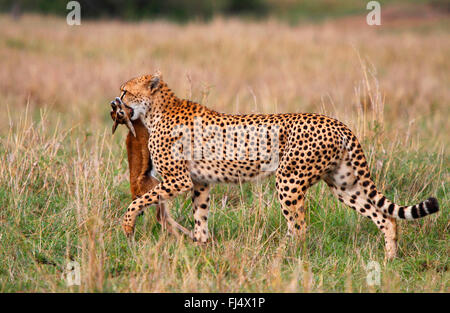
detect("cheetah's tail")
[342,131,439,221]
[370,191,439,220]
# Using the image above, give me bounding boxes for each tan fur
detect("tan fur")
[110,106,168,224]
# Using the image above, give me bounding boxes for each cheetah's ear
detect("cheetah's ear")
[149,71,162,93]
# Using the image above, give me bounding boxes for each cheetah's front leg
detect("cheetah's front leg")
[122,178,193,238]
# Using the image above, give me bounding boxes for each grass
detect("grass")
[0,12,448,292]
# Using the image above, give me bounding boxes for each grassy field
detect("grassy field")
[0,11,448,292]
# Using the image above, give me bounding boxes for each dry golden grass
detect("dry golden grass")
[0,14,448,292]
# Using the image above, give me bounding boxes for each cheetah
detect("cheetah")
[112,71,439,259]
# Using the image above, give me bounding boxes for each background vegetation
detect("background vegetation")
[0,1,448,292]
[2,0,449,22]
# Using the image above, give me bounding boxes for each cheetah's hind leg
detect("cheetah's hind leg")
[323,155,398,260]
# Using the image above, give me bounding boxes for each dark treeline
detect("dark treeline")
[1,0,269,21]
[1,0,448,23]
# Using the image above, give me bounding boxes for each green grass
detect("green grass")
[0,110,447,292]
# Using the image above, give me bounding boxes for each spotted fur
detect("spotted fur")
[113,72,439,259]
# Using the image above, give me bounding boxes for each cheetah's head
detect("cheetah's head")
[110,71,163,135]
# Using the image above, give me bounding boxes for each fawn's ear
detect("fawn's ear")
[149,71,162,92]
